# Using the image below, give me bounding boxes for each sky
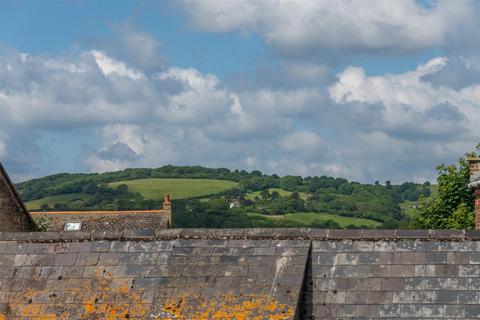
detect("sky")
[0,0,479,183]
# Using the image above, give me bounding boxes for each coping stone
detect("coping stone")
[0,229,479,243]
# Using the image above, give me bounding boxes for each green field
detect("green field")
[26,193,93,211]
[250,212,381,228]
[245,188,308,200]
[109,178,239,200]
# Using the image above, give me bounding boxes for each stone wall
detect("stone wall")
[307,230,480,319]
[1,229,480,319]
[0,163,33,232]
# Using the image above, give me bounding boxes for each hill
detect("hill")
[109,178,238,200]
[17,165,434,229]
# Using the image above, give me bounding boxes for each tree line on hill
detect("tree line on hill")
[16,165,435,229]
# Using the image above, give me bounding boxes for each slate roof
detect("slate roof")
[0,161,34,231]
[30,209,172,231]
[1,229,480,319]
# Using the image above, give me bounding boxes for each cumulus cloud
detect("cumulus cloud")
[328,57,479,141]
[95,23,166,71]
[91,50,145,80]
[176,0,475,58]
[1,18,479,184]
[0,46,303,178]
[85,124,151,172]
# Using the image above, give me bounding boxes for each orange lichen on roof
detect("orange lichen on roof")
[159,292,295,320]
[2,286,295,320]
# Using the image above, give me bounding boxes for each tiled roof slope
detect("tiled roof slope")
[1,229,480,319]
[0,162,34,231]
[0,229,309,319]
[30,210,172,231]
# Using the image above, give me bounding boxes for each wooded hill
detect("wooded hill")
[17,165,433,229]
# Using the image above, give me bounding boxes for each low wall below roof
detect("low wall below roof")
[1,228,480,319]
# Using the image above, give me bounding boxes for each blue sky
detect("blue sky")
[0,0,479,182]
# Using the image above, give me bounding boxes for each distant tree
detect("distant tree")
[385,180,392,189]
[83,182,98,194]
[260,189,270,201]
[271,191,280,199]
[339,183,354,195]
[415,144,479,229]
[279,176,302,191]
[251,170,262,177]
[116,184,129,195]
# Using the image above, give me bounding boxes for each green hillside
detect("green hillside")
[250,212,381,228]
[109,178,238,200]
[17,165,436,229]
[26,193,93,211]
[245,188,308,200]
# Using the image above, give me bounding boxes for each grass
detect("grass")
[245,188,308,200]
[109,178,239,200]
[250,212,381,228]
[25,193,93,211]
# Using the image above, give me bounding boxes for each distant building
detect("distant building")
[30,194,172,231]
[229,199,240,209]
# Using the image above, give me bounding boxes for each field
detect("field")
[109,178,239,200]
[250,212,381,228]
[245,188,308,200]
[25,193,93,211]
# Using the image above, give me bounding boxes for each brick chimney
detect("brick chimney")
[163,194,172,227]
[468,158,480,230]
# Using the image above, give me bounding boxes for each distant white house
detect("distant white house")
[229,200,240,209]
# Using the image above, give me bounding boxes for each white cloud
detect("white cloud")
[329,57,479,140]
[176,0,474,58]
[101,124,145,155]
[0,46,300,177]
[279,131,323,152]
[0,136,6,160]
[91,50,144,80]
[1,39,479,183]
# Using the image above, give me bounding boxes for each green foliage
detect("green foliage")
[18,164,435,229]
[415,146,478,229]
[33,216,51,231]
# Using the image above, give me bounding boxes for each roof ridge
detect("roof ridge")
[0,161,35,229]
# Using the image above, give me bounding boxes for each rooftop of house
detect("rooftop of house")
[29,199,173,231]
[0,162,35,231]
[1,228,480,319]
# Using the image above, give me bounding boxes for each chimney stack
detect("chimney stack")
[468,158,480,230]
[163,194,172,227]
